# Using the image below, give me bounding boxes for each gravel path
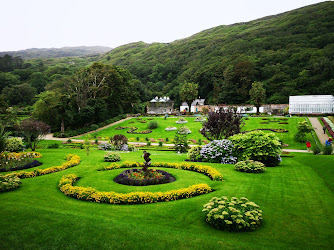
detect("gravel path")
[309,117,331,144]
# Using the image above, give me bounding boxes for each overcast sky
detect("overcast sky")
[0,0,328,52]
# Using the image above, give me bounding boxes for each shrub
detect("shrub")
[165,126,177,131]
[147,121,158,129]
[312,144,322,155]
[194,115,206,122]
[230,131,282,167]
[5,137,23,152]
[98,142,113,151]
[202,196,263,231]
[175,118,188,124]
[158,141,163,147]
[47,143,60,149]
[104,152,121,162]
[90,124,99,131]
[110,134,128,150]
[178,126,191,134]
[174,134,188,153]
[234,160,266,173]
[200,140,237,164]
[187,146,202,161]
[294,121,313,142]
[323,144,333,155]
[0,173,21,192]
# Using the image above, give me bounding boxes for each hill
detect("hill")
[100,1,334,105]
[0,46,112,59]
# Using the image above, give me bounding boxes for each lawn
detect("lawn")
[75,116,208,143]
[1,147,334,249]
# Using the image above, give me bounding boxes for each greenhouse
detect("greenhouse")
[289,95,334,114]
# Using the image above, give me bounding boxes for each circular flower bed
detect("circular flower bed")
[234,160,266,173]
[175,118,188,124]
[114,169,175,186]
[202,196,263,231]
[178,126,191,134]
[165,126,177,131]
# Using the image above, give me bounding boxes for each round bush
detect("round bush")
[229,130,282,167]
[187,146,202,161]
[176,118,188,124]
[0,173,21,192]
[5,137,23,152]
[104,152,121,162]
[200,140,237,164]
[178,126,191,134]
[234,160,266,173]
[147,121,158,129]
[194,115,206,122]
[202,196,263,231]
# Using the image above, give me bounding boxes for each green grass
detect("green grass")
[76,116,207,143]
[1,148,334,249]
[242,117,315,149]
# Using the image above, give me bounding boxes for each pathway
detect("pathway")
[308,117,330,144]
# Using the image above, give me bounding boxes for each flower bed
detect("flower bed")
[175,118,188,124]
[115,126,152,134]
[0,152,42,172]
[59,174,212,204]
[202,196,263,231]
[99,161,224,181]
[165,126,177,131]
[10,154,81,179]
[322,117,334,138]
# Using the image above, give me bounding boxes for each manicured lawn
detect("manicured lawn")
[1,148,334,249]
[75,116,207,143]
[242,117,315,149]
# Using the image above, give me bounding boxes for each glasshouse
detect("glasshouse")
[289,95,334,114]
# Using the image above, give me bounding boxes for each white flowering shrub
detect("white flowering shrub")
[165,126,177,131]
[98,143,113,151]
[200,140,237,164]
[175,118,188,124]
[234,160,266,173]
[178,126,192,134]
[202,196,263,231]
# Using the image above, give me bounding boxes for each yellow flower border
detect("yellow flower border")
[10,154,81,179]
[99,161,224,181]
[59,174,212,204]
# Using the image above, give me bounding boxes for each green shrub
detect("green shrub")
[234,160,266,173]
[202,196,263,231]
[5,137,24,152]
[312,144,322,155]
[104,152,121,162]
[323,144,333,155]
[174,134,188,153]
[90,124,99,131]
[158,141,163,147]
[147,141,151,146]
[198,138,202,145]
[147,121,158,129]
[229,131,282,167]
[47,143,60,149]
[187,146,202,161]
[0,173,21,192]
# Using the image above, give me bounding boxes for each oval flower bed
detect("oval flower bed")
[99,161,224,181]
[59,174,212,204]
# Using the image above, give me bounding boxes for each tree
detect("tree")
[179,82,198,113]
[201,107,243,140]
[2,83,37,106]
[16,118,50,151]
[249,81,266,115]
[0,125,11,153]
[294,121,313,142]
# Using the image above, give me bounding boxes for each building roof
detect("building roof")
[150,96,171,103]
[181,99,205,106]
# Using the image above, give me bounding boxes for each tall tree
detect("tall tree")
[249,81,266,115]
[179,82,198,112]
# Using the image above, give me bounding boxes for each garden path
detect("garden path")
[309,117,331,144]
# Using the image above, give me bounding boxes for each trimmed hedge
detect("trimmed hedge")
[99,161,224,181]
[59,174,212,204]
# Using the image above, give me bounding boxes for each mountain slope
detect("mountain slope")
[100,1,334,104]
[0,46,112,59]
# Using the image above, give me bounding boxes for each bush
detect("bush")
[312,144,322,155]
[202,196,263,231]
[234,160,266,173]
[194,115,206,122]
[147,121,158,129]
[229,131,282,167]
[174,134,188,153]
[165,126,177,131]
[175,118,188,124]
[178,126,191,134]
[0,173,21,192]
[98,142,113,151]
[104,152,121,162]
[323,144,333,155]
[187,146,202,161]
[5,137,24,152]
[47,143,60,149]
[90,124,99,131]
[200,140,237,164]
[110,134,128,150]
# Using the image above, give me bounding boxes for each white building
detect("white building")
[147,96,173,114]
[180,98,205,113]
[289,95,334,114]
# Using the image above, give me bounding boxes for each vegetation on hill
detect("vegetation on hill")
[101,2,334,106]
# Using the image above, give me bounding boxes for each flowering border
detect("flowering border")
[11,154,81,179]
[322,117,334,138]
[99,161,224,181]
[59,174,212,204]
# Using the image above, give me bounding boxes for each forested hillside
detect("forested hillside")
[0,46,111,59]
[101,1,334,105]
